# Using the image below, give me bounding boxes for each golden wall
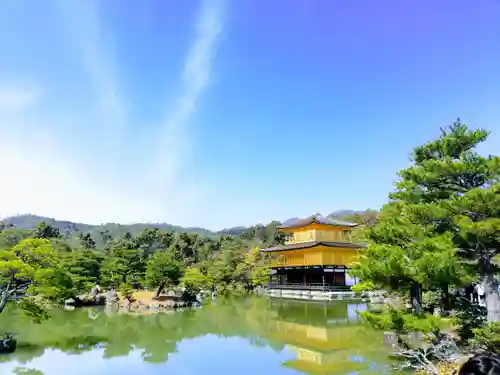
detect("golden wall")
[288,228,352,244]
[270,321,358,350]
[295,348,351,365]
[271,245,358,267]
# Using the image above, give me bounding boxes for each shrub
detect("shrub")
[454,297,487,343]
[422,291,441,312]
[352,281,375,293]
[470,322,500,354]
[119,284,134,300]
[362,307,448,333]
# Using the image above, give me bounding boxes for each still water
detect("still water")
[0,297,394,375]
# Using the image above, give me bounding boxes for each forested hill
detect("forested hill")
[2,214,216,237]
[0,209,380,294]
[2,209,379,240]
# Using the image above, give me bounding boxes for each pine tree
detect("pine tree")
[353,120,500,320]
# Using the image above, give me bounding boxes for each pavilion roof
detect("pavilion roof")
[278,215,358,230]
[260,241,365,253]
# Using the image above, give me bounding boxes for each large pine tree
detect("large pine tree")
[352,120,500,321]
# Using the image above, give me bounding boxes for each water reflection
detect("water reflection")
[267,299,388,375]
[0,298,392,375]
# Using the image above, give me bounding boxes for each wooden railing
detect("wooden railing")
[272,258,311,267]
[271,255,356,268]
[284,237,352,245]
[267,283,351,292]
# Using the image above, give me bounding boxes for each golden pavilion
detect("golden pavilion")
[260,215,365,291]
[265,299,374,375]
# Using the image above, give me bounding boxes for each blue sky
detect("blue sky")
[0,0,499,230]
[0,335,296,375]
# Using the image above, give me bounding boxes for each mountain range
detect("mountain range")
[1,210,377,238]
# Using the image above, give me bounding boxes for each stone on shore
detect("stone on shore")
[0,335,17,354]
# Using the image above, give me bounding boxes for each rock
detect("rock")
[90,284,102,297]
[106,290,119,305]
[434,307,443,316]
[64,298,76,306]
[77,294,106,307]
[0,335,17,354]
[383,331,397,346]
[123,298,131,309]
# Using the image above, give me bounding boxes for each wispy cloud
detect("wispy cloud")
[153,0,226,198]
[53,0,126,141]
[0,85,41,114]
[0,0,226,226]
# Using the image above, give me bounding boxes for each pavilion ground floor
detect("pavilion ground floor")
[268,265,359,292]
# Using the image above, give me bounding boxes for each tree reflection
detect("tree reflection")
[0,297,393,375]
[13,367,44,375]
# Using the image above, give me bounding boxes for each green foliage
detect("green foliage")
[361,309,407,334]
[100,244,145,288]
[17,298,50,323]
[50,249,104,298]
[33,222,61,240]
[77,232,96,249]
[0,238,56,280]
[353,120,500,328]
[454,297,487,342]
[395,121,500,320]
[361,308,448,337]
[470,322,500,354]
[180,267,212,292]
[422,291,441,311]
[119,284,134,300]
[351,281,375,293]
[0,238,63,312]
[0,216,289,317]
[13,367,45,375]
[351,119,500,347]
[239,221,285,246]
[145,251,182,289]
[0,227,31,248]
[234,247,270,290]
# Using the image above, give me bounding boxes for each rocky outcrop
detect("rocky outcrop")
[127,299,198,311]
[66,288,203,313]
[79,294,107,306]
[0,334,17,354]
[65,294,107,307]
[118,290,202,313]
[105,290,119,305]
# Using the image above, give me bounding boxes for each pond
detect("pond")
[0,297,395,375]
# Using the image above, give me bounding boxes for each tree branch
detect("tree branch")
[391,336,459,375]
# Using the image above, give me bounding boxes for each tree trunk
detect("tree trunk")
[483,273,500,322]
[0,290,8,314]
[155,282,166,298]
[480,256,500,322]
[440,283,451,313]
[0,280,13,314]
[410,282,423,314]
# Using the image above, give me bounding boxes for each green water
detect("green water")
[0,297,394,375]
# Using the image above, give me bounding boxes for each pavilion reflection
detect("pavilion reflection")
[264,299,382,375]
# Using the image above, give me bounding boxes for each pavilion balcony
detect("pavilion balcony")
[271,258,313,267]
[267,282,351,292]
[269,248,358,268]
